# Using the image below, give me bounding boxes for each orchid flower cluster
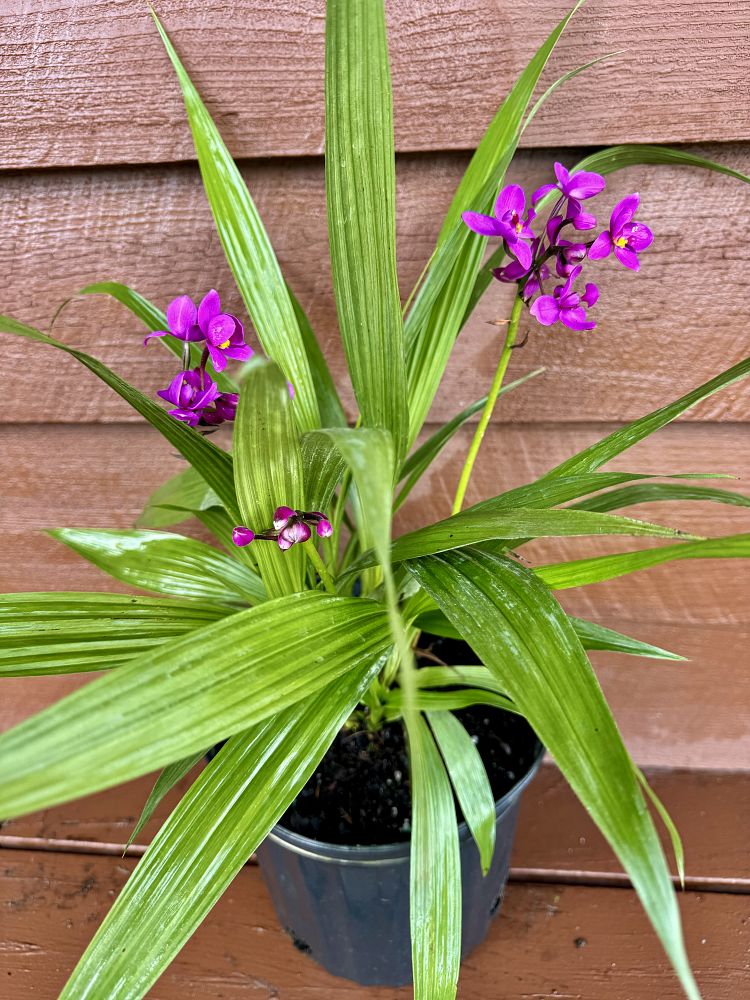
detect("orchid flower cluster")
[233,506,333,550]
[462,162,653,331]
[146,289,252,427]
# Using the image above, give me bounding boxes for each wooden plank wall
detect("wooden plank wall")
[1,1,749,772]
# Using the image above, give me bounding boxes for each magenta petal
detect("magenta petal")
[582,282,599,307]
[273,506,296,530]
[553,162,570,187]
[530,295,560,326]
[143,329,168,346]
[461,211,505,237]
[277,533,294,551]
[192,380,220,410]
[614,244,640,271]
[166,296,198,338]
[495,184,525,219]
[569,211,597,231]
[532,182,558,206]
[197,289,221,333]
[169,407,201,426]
[316,519,333,538]
[206,342,228,373]
[610,193,640,236]
[624,222,653,251]
[206,314,238,347]
[287,381,295,399]
[560,307,596,331]
[232,526,255,547]
[507,238,532,270]
[157,370,186,406]
[226,343,254,363]
[566,171,606,201]
[587,230,613,260]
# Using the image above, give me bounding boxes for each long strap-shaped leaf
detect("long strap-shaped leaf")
[348,506,695,576]
[234,358,306,597]
[404,3,584,444]
[406,712,462,1000]
[49,527,265,606]
[571,482,750,513]
[325,0,408,464]
[58,657,384,1000]
[151,13,320,432]
[137,465,220,529]
[406,548,700,1000]
[0,592,391,819]
[0,315,238,515]
[543,357,750,479]
[0,593,228,676]
[538,533,750,590]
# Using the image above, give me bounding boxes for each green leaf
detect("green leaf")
[404,2,584,444]
[0,591,392,818]
[537,533,750,590]
[50,528,265,606]
[300,431,346,512]
[406,712,461,1000]
[0,315,238,515]
[636,766,686,889]
[395,368,544,511]
[415,665,509,696]
[406,548,700,1000]
[59,658,384,1000]
[79,281,237,393]
[414,606,685,661]
[288,284,347,428]
[385,687,517,721]
[543,357,750,480]
[233,358,305,597]
[137,466,219,529]
[571,482,750,513]
[427,710,497,875]
[0,593,227,676]
[125,750,206,849]
[350,506,696,575]
[151,13,320,432]
[325,0,408,461]
[567,617,685,661]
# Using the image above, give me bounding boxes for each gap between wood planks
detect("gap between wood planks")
[1,835,747,896]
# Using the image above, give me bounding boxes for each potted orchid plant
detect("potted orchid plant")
[1,1,749,997]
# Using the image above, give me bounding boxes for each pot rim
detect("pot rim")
[264,739,544,865]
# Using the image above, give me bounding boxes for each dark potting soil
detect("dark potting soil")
[279,634,541,846]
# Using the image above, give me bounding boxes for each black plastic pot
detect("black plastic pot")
[255,741,543,987]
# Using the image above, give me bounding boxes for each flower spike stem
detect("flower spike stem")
[452,292,525,515]
[303,539,337,595]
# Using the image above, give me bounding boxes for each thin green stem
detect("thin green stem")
[303,540,336,595]
[451,293,525,515]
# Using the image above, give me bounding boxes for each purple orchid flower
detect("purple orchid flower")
[145,290,253,373]
[532,162,605,208]
[232,526,256,547]
[588,193,654,271]
[278,519,311,550]
[462,184,535,269]
[273,506,297,530]
[198,289,253,372]
[156,368,220,427]
[529,266,599,331]
[493,255,550,298]
[199,392,239,427]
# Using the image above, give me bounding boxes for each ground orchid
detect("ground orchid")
[233,508,334,551]
[462,184,536,269]
[530,266,599,331]
[588,193,654,270]
[156,368,220,426]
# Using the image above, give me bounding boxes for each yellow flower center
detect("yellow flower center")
[614,235,628,248]
[219,339,231,349]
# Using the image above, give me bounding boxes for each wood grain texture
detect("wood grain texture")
[2,0,749,171]
[3,765,748,886]
[2,146,750,425]
[1,848,747,998]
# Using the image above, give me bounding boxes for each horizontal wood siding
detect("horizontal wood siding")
[2,1,749,169]
[3,147,750,424]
